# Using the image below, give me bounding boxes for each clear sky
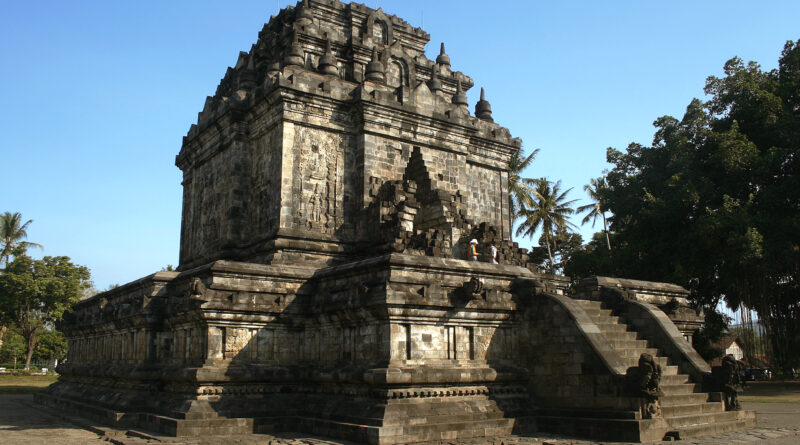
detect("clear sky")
[2,1,798,290]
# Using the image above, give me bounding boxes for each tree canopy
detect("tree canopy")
[566,39,800,368]
[516,178,577,272]
[507,147,540,222]
[576,177,612,252]
[1,212,42,267]
[0,255,90,369]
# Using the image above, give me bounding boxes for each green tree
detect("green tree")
[33,328,68,364]
[0,328,26,368]
[576,177,612,252]
[536,228,583,274]
[0,212,44,350]
[574,39,800,368]
[507,148,540,224]
[1,212,43,267]
[563,232,618,279]
[0,255,90,369]
[516,178,577,271]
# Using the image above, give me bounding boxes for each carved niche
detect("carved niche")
[365,11,393,46]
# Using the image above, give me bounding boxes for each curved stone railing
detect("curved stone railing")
[614,295,711,383]
[573,277,711,384]
[512,278,638,411]
[541,291,630,376]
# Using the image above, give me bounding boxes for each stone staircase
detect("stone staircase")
[574,298,756,440]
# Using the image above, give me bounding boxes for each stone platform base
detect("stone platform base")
[35,390,524,445]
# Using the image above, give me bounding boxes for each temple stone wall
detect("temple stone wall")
[248,126,283,242]
[179,123,284,266]
[170,0,519,270]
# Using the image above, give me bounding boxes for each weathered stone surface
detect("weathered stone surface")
[39,1,755,444]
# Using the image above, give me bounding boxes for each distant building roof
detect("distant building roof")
[709,336,741,351]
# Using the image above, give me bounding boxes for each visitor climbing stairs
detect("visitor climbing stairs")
[574,298,757,440]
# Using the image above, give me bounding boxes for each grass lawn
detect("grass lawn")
[0,374,58,394]
[740,380,800,403]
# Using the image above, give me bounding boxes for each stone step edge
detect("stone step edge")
[667,419,752,440]
[660,402,725,415]
[664,410,743,428]
[22,396,150,444]
[531,407,639,420]
[533,414,656,442]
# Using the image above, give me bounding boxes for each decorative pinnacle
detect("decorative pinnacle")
[475,87,493,121]
[284,38,305,67]
[365,46,385,83]
[428,69,442,92]
[238,54,258,90]
[267,60,281,76]
[436,42,451,67]
[296,0,313,24]
[452,79,468,106]
[318,40,339,76]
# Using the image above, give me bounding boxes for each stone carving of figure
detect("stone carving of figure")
[309,184,321,222]
[720,354,743,411]
[626,352,664,418]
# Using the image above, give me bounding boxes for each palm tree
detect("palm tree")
[516,178,577,269]
[1,212,43,268]
[576,177,612,252]
[507,148,540,223]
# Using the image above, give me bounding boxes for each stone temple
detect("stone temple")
[38,1,757,443]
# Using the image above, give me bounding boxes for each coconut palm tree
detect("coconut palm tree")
[507,147,540,223]
[515,178,577,269]
[1,212,43,268]
[577,177,612,252]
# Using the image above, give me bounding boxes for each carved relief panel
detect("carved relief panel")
[291,127,345,233]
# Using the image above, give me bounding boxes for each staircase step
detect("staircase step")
[669,410,757,439]
[617,347,659,358]
[661,365,679,376]
[534,415,650,443]
[621,355,670,369]
[661,383,700,395]
[661,402,724,417]
[660,374,691,385]
[381,417,514,442]
[533,407,638,420]
[660,393,712,406]
[600,331,639,341]
[594,323,630,333]
[581,307,614,317]
[666,410,741,428]
[590,315,621,326]
[670,419,751,440]
[584,308,613,317]
[607,339,649,349]
[575,299,603,309]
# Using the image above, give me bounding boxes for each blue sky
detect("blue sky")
[2,1,798,290]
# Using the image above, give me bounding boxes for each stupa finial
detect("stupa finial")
[365,46,385,83]
[318,39,339,76]
[296,0,313,25]
[436,42,451,67]
[475,87,493,121]
[452,79,468,106]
